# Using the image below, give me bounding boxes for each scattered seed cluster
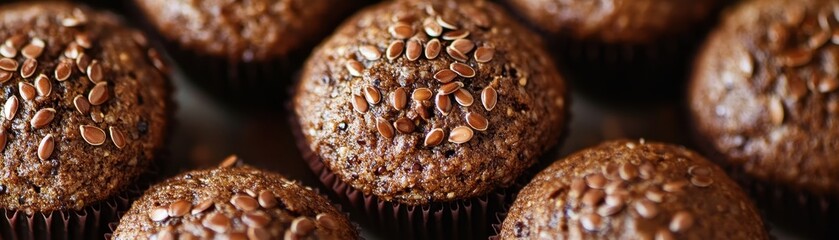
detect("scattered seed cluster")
[0,9,164,160]
[501,140,768,239]
[346,4,499,146]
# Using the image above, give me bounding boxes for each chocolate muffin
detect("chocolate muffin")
[0,2,170,238]
[689,0,839,236]
[499,140,768,239]
[505,0,724,102]
[112,158,358,240]
[293,0,568,238]
[131,0,368,105]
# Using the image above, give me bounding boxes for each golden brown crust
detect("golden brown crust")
[294,0,568,205]
[500,140,768,239]
[0,2,169,212]
[132,0,360,62]
[690,0,839,197]
[505,0,721,43]
[113,164,358,240]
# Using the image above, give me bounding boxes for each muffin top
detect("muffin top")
[0,2,169,212]
[690,0,839,197]
[506,0,721,43]
[294,0,567,205]
[500,140,768,239]
[133,0,361,62]
[113,158,358,240]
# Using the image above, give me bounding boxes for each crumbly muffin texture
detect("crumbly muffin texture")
[500,140,768,240]
[0,2,169,212]
[690,0,839,197]
[113,162,358,240]
[294,0,567,205]
[506,0,720,43]
[133,0,357,62]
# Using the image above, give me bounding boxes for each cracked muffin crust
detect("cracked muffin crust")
[500,140,768,239]
[690,0,839,198]
[294,0,568,205]
[113,159,358,240]
[0,2,169,213]
[505,0,721,43]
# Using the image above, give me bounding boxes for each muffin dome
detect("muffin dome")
[112,160,358,239]
[689,0,839,197]
[294,0,568,205]
[500,140,768,239]
[505,0,721,43]
[0,2,169,212]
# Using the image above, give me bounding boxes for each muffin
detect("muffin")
[0,2,170,239]
[131,0,369,106]
[689,0,839,236]
[505,0,723,101]
[293,0,568,238]
[112,157,358,240]
[499,140,768,239]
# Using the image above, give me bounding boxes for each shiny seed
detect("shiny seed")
[446,46,469,62]
[346,60,364,77]
[191,201,213,215]
[663,180,688,192]
[435,93,452,116]
[425,39,441,59]
[635,199,659,219]
[465,112,488,131]
[454,88,474,106]
[585,174,607,189]
[75,33,92,49]
[0,58,17,71]
[646,189,665,203]
[391,11,415,23]
[780,49,812,67]
[149,207,169,221]
[451,39,475,55]
[257,190,277,208]
[448,126,473,144]
[73,95,90,114]
[76,53,91,73]
[79,125,106,145]
[351,93,369,114]
[688,165,711,176]
[690,175,714,187]
[364,86,381,104]
[0,45,16,58]
[819,77,839,93]
[481,86,497,111]
[436,15,457,30]
[438,81,463,95]
[393,117,415,133]
[569,178,587,198]
[406,39,422,61]
[0,70,11,83]
[619,163,638,180]
[474,46,495,63]
[109,127,126,149]
[55,61,72,81]
[35,74,51,97]
[582,189,605,206]
[167,200,192,217]
[423,18,443,37]
[434,69,457,83]
[810,31,830,49]
[389,22,414,39]
[359,45,381,61]
[231,195,259,211]
[37,134,54,160]
[18,82,35,100]
[20,58,36,78]
[203,213,231,233]
[64,43,82,59]
[669,211,694,232]
[597,204,624,216]
[386,40,404,60]
[390,87,407,110]
[605,194,626,206]
[450,63,475,78]
[31,108,56,129]
[292,217,315,235]
[580,213,603,231]
[424,128,445,146]
[87,60,104,83]
[243,211,271,228]
[219,154,240,168]
[769,97,784,125]
[88,82,109,105]
[442,30,469,40]
[376,117,395,139]
[248,228,270,240]
[412,88,432,101]
[316,213,340,230]
[21,38,44,59]
[3,96,17,120]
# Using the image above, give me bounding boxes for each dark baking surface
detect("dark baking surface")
[167,66,801,238]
